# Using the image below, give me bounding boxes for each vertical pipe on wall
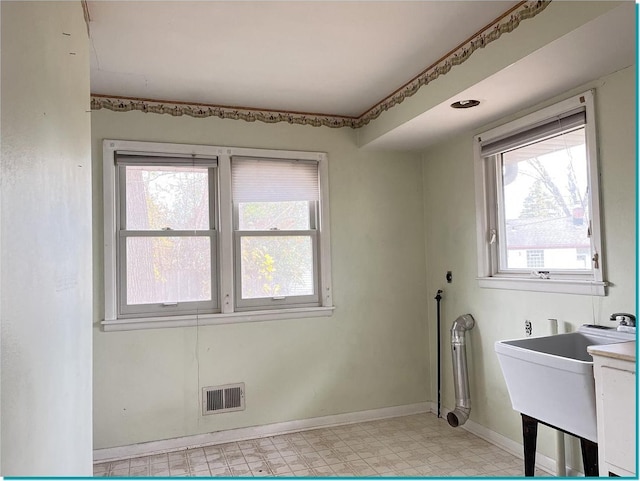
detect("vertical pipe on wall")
[549,318,567,477]
[435,290,443,418]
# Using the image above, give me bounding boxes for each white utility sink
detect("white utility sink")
[495,325,635,442]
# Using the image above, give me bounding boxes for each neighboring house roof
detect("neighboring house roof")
[506,217,590,250]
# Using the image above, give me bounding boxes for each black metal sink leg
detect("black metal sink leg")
[521,414,538,476]
[580,438,599,477]
[521,413,599,477]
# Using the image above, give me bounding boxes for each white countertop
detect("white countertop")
[588,341,636,362]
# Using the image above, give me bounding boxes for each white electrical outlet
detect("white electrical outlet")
[525,320,532,336]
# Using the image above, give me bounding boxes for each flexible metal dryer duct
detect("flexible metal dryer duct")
[447,314,476,428]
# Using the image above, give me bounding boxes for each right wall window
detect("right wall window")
[474,91,606,295]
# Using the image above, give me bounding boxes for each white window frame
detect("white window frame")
[231,156,322,310]
[473,91,607,296]
[116,155,219,318]
[103,140,334,331]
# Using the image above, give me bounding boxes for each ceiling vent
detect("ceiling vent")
[202,383,245,415]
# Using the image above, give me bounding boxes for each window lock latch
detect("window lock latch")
[592,252,599,269]
[489,229,497,244]
[532,270,550,279]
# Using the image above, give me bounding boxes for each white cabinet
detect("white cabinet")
[589,342,636,477]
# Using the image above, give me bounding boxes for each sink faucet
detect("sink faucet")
[610,313,636,327]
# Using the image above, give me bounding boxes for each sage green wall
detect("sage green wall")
[92,111,429,448]
[422,66,635,468]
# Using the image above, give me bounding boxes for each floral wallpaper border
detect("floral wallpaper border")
[89,96,361,128]
[91,0,551,129]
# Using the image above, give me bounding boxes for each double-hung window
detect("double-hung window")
[232,158,320,310]
[474,91,606,295]
[116,153,218,318]
[103,141,333,330]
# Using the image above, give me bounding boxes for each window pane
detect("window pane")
[240,236,314,299]
[126,236,211,305]
[501,128,591,270]
[126,165,210,230]
[526,250,545,269]
[238,201,311,230]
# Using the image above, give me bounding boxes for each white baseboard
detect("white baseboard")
[462,417,557,475]
[96,401,581,476]
[94,402,432,462]
[435,405,583,477]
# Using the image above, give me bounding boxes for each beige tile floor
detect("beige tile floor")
[94,413,549,477]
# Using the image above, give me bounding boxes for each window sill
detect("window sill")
[477,276,607,296]
[102,306,335,332]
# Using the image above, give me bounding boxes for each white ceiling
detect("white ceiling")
[88,2,635,151]
[88,1,518,117]
[365,3,636,151]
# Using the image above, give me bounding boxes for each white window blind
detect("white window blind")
[231,157,319,203]
[480,110,586,157]
[116,153,218,167]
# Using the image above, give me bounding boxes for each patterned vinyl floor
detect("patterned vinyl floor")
[93,412,549,477]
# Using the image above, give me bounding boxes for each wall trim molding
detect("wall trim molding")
[93,402,432,463]
[90,1,551,129]
[81,1,91,37]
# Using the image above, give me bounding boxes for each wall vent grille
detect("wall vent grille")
[202,383,245,415]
